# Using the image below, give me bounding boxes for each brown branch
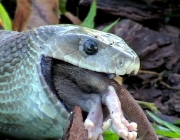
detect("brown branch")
[160,81,180,90]
[138,70,159,75]
[139,70,180,90]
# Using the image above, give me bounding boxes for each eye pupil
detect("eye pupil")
[87,44,96,51]
[84,40,98,55]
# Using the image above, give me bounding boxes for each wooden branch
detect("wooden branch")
[79,0,162,21]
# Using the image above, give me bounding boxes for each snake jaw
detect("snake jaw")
[114,55,140,76]
[126,57,140,75]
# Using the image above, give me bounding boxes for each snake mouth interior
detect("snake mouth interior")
[40,56,112,109]
[41,55,134,112]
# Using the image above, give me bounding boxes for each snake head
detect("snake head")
[0,24,141,139]
[30,24,140,76]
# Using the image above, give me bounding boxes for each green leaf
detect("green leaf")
[81,0,97,28]
[0,3,12,30]
[156,130,180,138]
[59,0,67,14]
[103,129,119,140]
[147,111,180,134]
[137,100,159,113]
[153,123,171,131]
[175,119,180,125]
[102,18,120,32]
[153,124,180,138]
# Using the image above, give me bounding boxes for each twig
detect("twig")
[160,81,180,90]
[139,70,180,90]
[138,70,159,75]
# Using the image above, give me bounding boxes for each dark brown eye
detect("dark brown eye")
[83,40,98,55]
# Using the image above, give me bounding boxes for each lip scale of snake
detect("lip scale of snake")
[0,25,141,140]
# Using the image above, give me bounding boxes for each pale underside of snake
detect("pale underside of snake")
[0,24,158,140]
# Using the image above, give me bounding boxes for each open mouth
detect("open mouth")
[52,58,111,111]
[41,55,137,112]
[40,55,138,140]
[41,55,108,111]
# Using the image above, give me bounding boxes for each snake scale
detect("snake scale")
[0,24,158,139]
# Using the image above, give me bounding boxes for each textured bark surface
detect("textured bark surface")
[79,0,162,21]
[109,19,180,70]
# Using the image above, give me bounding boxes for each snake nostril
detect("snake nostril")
[116,59,124,68]
[117,62,123,68]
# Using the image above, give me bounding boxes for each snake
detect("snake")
[0,24,157,139]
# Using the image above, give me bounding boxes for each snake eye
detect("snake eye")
[83,40,98,55]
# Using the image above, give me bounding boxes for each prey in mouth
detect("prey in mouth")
[51,59,137,140]
[37,25,140,139]
[1,25,155,140]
